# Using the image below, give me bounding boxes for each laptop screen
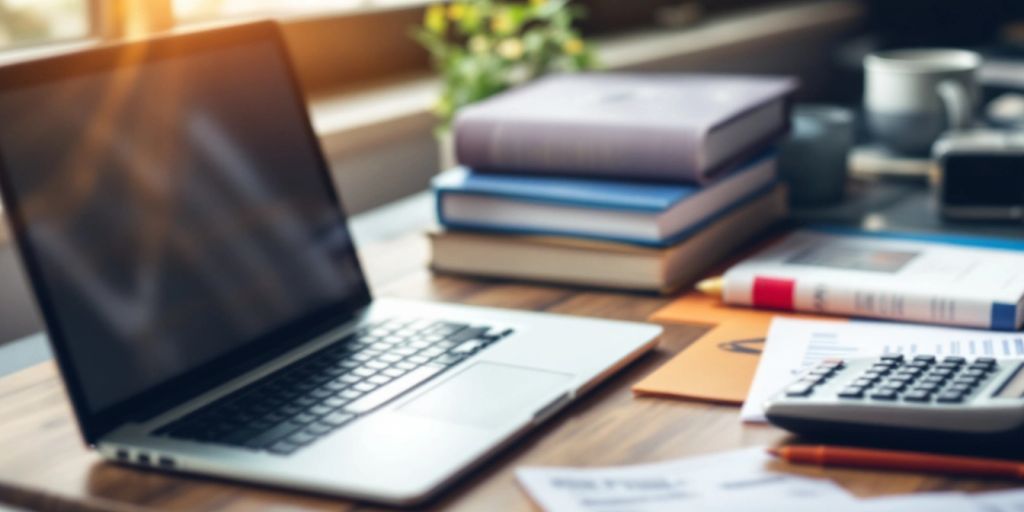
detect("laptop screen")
[0,24,370,430]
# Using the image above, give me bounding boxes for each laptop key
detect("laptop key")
[382,368,406,378]
[434,353,464,366]
[322,412,356,427]
[338,389,362,400]
[220,427,262,446]
[367,375,392,386]
[305,422,335,436]
[268,441,300,455]
[345,365,444,414]
[244,422,304,449]
[287,431,318,446]
[309,404,333,416]
[292,413,317,424]
[323,396,348,408]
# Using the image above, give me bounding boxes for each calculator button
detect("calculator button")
[887,375,914,385]
[852,378,875,387]
[943,356,966,365]
[870,389,898,400]
[929,368,955,378]
[975,357,997,366]
[912,355,936,364]
[894,369,921,379]
[838,387,866,399]
[863,371,886,380]
[907,361,931,370]
[962,369,987,379]
[968,362,995,372]
[948,383,973,394]
[819,359,845,369]
[921,376,946,385]
[936,391,964,403]
[785,383,815,397]
[912,382,941,393]
[880,354,904,363]
[880,382,907,392]
[935,362,960,371]
[903,390,932,402]
[809,368,834,378]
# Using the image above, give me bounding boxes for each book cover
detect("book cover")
[454,73,797,182]
[721,229,1024,330]
[433,151,777,247]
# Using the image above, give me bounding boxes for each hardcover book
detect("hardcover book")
[429,185,788,294]
[454,73,797,183]
[433,151,777,247]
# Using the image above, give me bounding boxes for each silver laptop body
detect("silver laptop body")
[0,22,660,505]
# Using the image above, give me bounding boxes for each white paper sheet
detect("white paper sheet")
[855,493,979,512]
[973,488,1024,511]
[741,317,1024,422]
[515,447,855,512]
[516,445,1024,511]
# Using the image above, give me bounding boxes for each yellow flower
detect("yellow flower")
[425,4,446,33]
[447,3,466,21]
[491,10,514,35]
[497,38,525,60]
[563,37,584,56]
[434,96,452,116]
[469,35,489,54]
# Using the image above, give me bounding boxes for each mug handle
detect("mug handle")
[936,80,972,130]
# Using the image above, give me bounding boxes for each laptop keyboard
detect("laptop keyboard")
[154,318,513,455]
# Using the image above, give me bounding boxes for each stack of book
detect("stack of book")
[428,73,797,293]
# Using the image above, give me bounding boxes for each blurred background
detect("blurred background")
[0,0,1022,343]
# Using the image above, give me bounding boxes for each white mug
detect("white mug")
[864,48,981,155]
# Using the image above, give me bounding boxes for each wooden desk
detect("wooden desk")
[0,194,1017,511]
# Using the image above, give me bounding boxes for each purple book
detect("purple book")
[454,73,797,183]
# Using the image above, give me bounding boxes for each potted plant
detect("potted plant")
[414,0,598,168]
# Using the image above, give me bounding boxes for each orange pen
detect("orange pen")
[769,445,1024,480]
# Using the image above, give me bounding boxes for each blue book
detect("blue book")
[433,151,778,247]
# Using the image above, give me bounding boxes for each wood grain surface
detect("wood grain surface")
[0,231,1019,511]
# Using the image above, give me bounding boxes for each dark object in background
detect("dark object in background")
[576,0,680,34]
[829,0,1024,107]
[934,130,1024,222]
[778,105,855,206]
[866,0,1024,49]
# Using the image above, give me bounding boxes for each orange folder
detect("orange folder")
[633,291,839,404]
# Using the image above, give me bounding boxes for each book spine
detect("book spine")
[454,115,703,182]
[722,274,1016,330]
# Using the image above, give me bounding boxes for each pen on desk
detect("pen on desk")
[769,445,1024,480]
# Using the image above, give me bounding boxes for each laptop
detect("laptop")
[0,22,661,505]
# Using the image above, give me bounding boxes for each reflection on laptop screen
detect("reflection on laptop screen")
[0,38,366,412]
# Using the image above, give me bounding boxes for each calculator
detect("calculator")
[764,354,1024,442]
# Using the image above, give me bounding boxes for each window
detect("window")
[0,0,91,49]
[173,0,427,22]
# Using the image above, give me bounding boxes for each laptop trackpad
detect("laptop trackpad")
[398,362,573,429]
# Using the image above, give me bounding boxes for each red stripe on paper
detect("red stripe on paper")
[752,277,795,310]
